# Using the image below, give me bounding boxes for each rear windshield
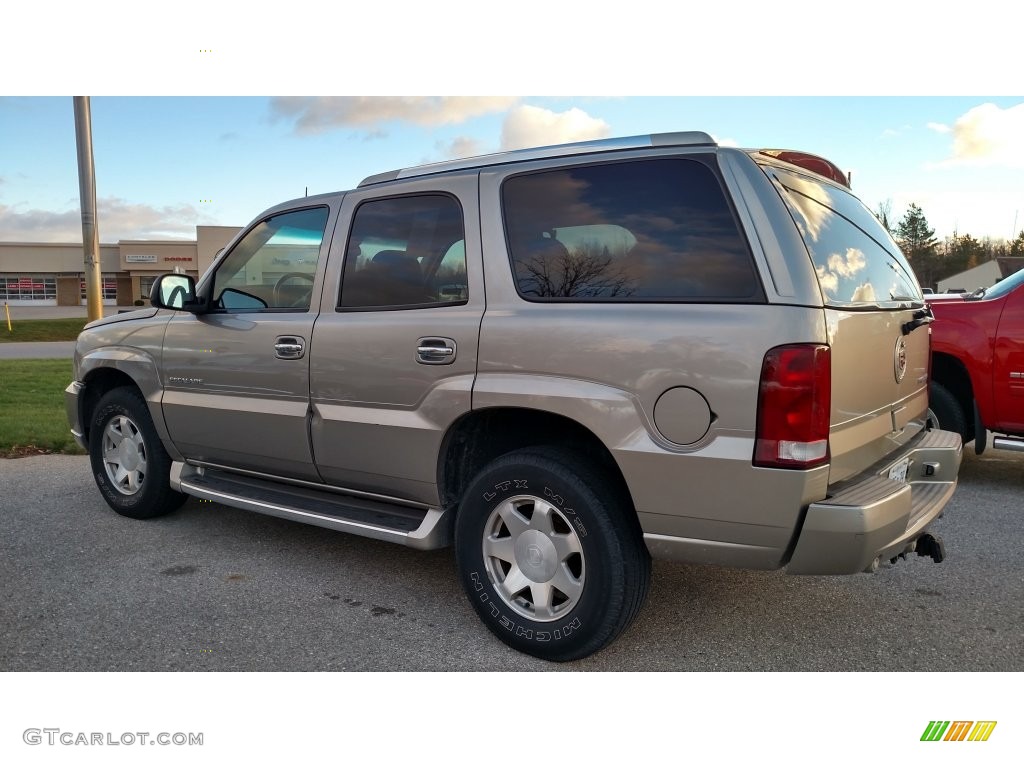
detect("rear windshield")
[771,167,922,308]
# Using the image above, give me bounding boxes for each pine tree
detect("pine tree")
[896,203,940,289]
[1010,230,1024,258]
[896,203,938,257]
[944,232,983,277]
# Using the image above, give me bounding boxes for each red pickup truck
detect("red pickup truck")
[927,267,1024,453]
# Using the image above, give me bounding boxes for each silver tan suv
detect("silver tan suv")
[66,132,962,661]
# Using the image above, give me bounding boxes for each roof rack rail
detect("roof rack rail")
[358,131,717,187]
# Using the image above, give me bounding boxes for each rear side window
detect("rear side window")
[340,194,467,310]
[501,158,760,301]
[772,168,921,307]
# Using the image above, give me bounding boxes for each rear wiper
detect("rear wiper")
[902,305,933,335]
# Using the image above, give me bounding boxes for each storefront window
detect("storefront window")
[0,275,57,301]
[80,275,118,301]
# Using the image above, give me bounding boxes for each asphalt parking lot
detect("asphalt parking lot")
[1,447,1022,671]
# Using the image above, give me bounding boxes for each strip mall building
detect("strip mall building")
[0,226,239,306]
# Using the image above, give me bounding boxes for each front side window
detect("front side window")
[502,157,760,302]
[340,194,466,309]
[212,207,329,311]
[771,168,921,307]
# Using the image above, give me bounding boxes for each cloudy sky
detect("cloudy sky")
[2,3,1021,246]
[2,96,1021,244]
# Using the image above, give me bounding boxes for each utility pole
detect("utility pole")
[74,97,104,322]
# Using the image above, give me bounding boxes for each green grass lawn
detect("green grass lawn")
[0,317,87,342]
[0,359,85,457]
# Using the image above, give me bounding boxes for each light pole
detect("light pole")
[74,96,104,322]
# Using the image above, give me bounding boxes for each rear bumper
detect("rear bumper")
[786,428,962,575]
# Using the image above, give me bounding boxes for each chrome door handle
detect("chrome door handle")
[417,337,456,365]
[274,336,305,359]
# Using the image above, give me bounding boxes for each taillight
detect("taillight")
[754,344,831,469]
[927,326,933,384]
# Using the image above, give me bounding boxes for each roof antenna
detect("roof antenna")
[305,186,308,197]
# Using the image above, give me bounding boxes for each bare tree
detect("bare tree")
[516,243,636,298]
[875,199,894,234]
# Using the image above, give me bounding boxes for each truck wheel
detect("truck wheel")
[928,382,967,441]
[454,448,650,662]
[88,387,187,519]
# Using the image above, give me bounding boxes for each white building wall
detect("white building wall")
[937,260,1003,293]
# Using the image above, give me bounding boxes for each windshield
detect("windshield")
[975,266,1024,300]
[770,167,922,308]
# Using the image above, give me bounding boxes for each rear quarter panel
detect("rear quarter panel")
[477,150,832,559]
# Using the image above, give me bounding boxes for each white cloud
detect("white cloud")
[932,102,1024,168]
[270,96,519,135]
[436,136,486,160]
[500,105,610,151]
[712,135,739,147]
[0,197,207,242]
[883,124,914,138]
[927,122,951,134]
[827,248,867,279]
[816,248,868,299]
[851,283,877,303]
[815,265,838,296]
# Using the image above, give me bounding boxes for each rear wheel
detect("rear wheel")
[454,448,650,662]
[88,387,187,519]
[928,381,967,441]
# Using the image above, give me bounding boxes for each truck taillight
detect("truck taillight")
[927,326,933,384]
[754,344,831,469]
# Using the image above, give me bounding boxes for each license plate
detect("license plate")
[887,458,910,484]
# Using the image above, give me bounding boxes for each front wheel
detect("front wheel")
[88,386,187,519]
[454,448,650,662]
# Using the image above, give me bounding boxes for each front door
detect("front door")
[161,204,335,481]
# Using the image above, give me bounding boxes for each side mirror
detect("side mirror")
[151,274,204,313]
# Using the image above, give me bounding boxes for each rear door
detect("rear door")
[308,172,483,505]
[767,167,929,483]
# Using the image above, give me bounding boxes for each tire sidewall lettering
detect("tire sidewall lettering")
[467,573,584,644]
[479,477,588,539]
[466,469,597,647]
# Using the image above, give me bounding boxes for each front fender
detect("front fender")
[75,323,181,461]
